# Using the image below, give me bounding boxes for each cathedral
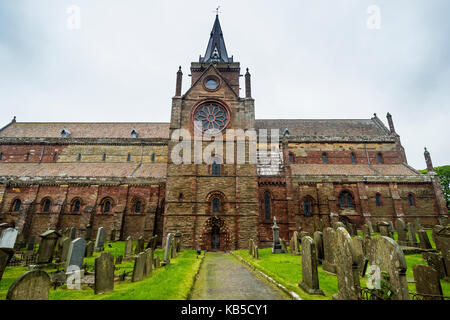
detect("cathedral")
[0,15,447,250]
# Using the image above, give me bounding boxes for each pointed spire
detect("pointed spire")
[200,15,232,63]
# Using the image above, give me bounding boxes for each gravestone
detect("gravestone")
[13,233,25,251]
[163,233,173,264]
[280,239,287,254]
[322,227,336,274]
[85,224,92,240]
[6,270,51,300]
[333,228,360,300]
[352,236,368,277]
[413,265,443,300]
[0,228,19,249]
[37,230,61,264]
[170,237,176,258]
[299,236,324,295]
[367,236,410,300]
[332,222,345,230]
[362,224,371,249]
[299,231,311,241]
[433,226,450,277]
[415,218,423,232]
[132,252,146,282]
[313,231,324,264]
[0,248,14,281]
[145,235,158,250]
[135,236,145,255]
[407,223,419,247]
[85,241,94,257]
[66,238,86,270]
[248,239,253,255]
[272,217,283,253]
[144,248,153,276]
[60,237,71,263]
[154,256,160,268]
[115,255,123,265]
[348,224,357,237]
[367,221,374,234]
[69,227,76,240]
[124,236,133,258]
[175,231,182,252]
[418,230,432,250]
[388,221,395,233]
[290,231,300,255]
[318,219,324,232]
[110,229,116,242]
[94,252,114,294]
[254,246,259,259]
[422,252,446,279]
[439,216,449,226]
[27,236,35,251]
[373,221,380,233]
[395,219,408,246]
[378,222,392,238]
[94,227,106,252]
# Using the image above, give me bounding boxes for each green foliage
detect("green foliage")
[366,271,393,300]
[420,165,450,210]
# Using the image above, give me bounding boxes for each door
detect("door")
[211,226,220,250]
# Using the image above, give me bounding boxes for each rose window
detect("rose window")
[193,102,230,133]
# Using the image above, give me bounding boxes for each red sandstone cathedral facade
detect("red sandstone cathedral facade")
[0,16,447,250]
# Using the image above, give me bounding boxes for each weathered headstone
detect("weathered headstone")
[439,216,449,226]
[248,238,253,255]
[362,224,371,249]
[415,218,423,232]
[407,223,419,247]
[26,236,35,251]
[115,255,123,265]
[373,221,380,233]
[85,241,94,257]
[254,245,259,259]
[163,233,173,264]
[0,248,14,281]
[367,236,410,300]
[0,228,19,249]
[170,236,176,258]
[144,248,153,276]
[66,238,86,270]
[388,221,395,233]
[318,219,324,232]
[132,252,146,282]
[299,236,324,295]
[322,227,336,274]
[413,265,443,300]
[124,236,133,258]
[332,221,345,230]
[135,236,145,255]
[280,239,287,254]
[272,217,283,253]
[6,270,51,300]
[94,252,114,294]
[333,228,360,300]
[313,231,324,264]
[433,226,450,277]
[154,256,160,268]
[69,227,76,240]
[36,230,61,264]
[422,252,446,279]
[367,221,374,234]
[418,230,432,250]
[290,231,300,255]
[348,223,357,236]
[352,236,368,277]
[378,222,392,238]
[13,233,25,251]
[60,237,71,262]
[94,227,106,252]
[395,219,408,246]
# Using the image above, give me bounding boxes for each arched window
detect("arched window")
[375,193,382,207]
[12,199,21,212]
[100,198,112,214]
[212,160,220,176]
[71,199,81,213]
[151,153,156,162]
[289,153,294,164]
[408,194,415,207]
[127,153,131,162]
[212,198,220,213]
[77,153,82,161]
[322,153,327,164]
[377,153,383,164]
[264,192,271,220]
[178,193,184,201]
[351,153,356,164]
[338,191,354,209]
[102,153,107,161]
[303,198,313,217]
[42,198,51,213]
[135,200,142,213]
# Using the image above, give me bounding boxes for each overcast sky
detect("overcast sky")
[0,0,449,169]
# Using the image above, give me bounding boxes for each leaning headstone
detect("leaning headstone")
[37,230,61,264]
[407,223,419,247]
[13,233,25,251]
[367,236,410,300]
[85,241,94,257]
[418,230,432,250]
[0,228,19,249]
[313,231,324,264]
[422,252,446,279]
[395,219,408,246]
[322,227,336,274]
[332,228,360,300]
[352,236,368,277]
[144,248,153,276]
[124,236,133,258]
[163,233,173,264]
[132,252,146,282]
[299,236,324,295]
[135,236,145,255]
[248,238,254,255]
[413,265,443,300]
[170,237,177,258]
[272,217,283,253]
[66,238,86,270]
[0,248,14,281]
[69,227,76,240]
[6,270,51,300]
[94,227,106,252]
[94,252,114,294]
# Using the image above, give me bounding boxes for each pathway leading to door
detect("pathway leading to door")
[190,252,288,300]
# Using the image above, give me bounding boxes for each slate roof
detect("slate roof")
[0,122,170,139]
[290,164,419,176]
[200,15,232,63]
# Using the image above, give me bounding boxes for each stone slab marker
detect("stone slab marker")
[299,236,324,295]
[154,256,160,268]
[418,231,432,249]
[367,236,410,300]
[291,231,300,255]
[132,252,146,282]
[395,219,408,246]
[378,222,392,238]
[422,252,446,279]
[94,227,106,252]
[135,236,145,255]
[66,238,86,270]
[0,228,19,249]
[322,227,336,274]
[144,248,153,276]
[6,270,51,300]
[333,228,360,300]
[124,236,133,258]
[37,230,61,264]
[413,265,443,300]
[407,223,419,247]
[433,226,450,277]
[0,248,14,281]
[272,217,283,253]
[367,221,374,234]
[60,237,71,263]
[313,231,324,264]
[164,233,173,264]
[280,239,287,253]
[352,236,368,277]
[94,252,114,294]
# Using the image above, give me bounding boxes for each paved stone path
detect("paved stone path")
[190,252,288,300]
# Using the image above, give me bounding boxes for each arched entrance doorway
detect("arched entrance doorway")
[211,225,220,250]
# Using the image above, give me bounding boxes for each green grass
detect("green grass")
[0,241,202,300]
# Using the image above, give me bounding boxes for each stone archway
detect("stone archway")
[199,216,231,251]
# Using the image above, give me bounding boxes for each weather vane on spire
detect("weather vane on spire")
[213,5,221,16]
